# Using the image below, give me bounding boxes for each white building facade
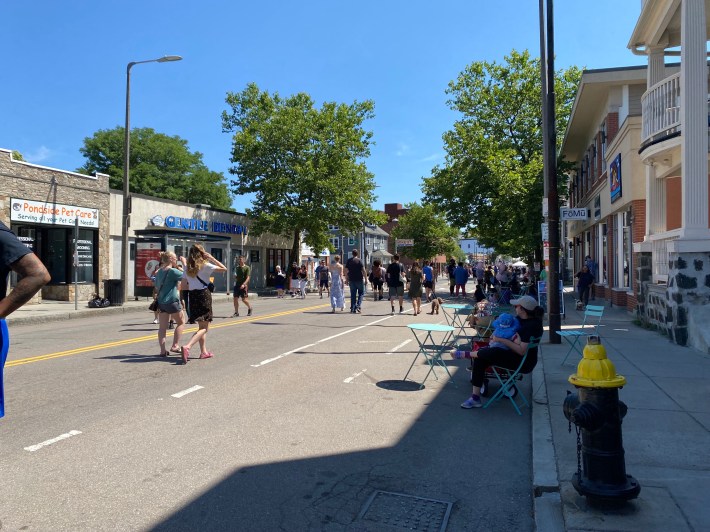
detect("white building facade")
[628,0,710,350]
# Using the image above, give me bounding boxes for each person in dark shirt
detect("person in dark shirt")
[344,250,367,313]
[575,265,595,307]
[1,221,51,418]
[386,254,406,315]
[457,295,544,409]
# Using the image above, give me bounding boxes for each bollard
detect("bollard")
[562,335,640,501]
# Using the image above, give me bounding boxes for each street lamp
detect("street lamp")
[120,55,182,303]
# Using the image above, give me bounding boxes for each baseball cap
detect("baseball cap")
[509,295,538,311]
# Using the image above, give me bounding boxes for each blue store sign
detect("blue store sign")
[163,216,248,235]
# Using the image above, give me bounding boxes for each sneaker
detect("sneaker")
[461,396,483,409]
[152,319,158,324]
[399,307,404,314]
[391,309,395,316]
[247,309,252,316]
[232,312,239,317]
[356,307,361,313]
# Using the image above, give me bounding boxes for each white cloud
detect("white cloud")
[395,142,410,157]
[24,145,53,163]
[418,152,444,163]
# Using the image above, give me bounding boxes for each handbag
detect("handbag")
[196,274,215,292]
[149,272,164,311]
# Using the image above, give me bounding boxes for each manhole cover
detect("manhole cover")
[357,490,452,531]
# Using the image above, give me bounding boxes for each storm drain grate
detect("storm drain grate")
[357,490,453,532]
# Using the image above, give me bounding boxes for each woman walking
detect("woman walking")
[154,251,186,357]
[408,261,424,315]
[329,255,345,312]
[180,244,227,364]
[274,265,286,298]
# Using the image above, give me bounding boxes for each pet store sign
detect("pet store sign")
[11,198,99,228]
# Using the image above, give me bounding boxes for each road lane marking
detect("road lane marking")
[6,304,330,368]
[613,328,629,331]
[344,369,367,383]
[386,339,412,354]
[251,344,316,367]
[171,385,204,398]
[24,430,82,452]
[253,316,395,368]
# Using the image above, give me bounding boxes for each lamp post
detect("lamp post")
[120,55,182,303]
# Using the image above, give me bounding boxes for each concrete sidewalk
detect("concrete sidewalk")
[532,291,710,531]
[4,293,243,326]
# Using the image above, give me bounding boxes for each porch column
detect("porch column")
[679,0,709,237]
[646,46,667,237]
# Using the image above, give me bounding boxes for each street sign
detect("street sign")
[541,223,549,241]
[560,207,588,220]
[396,239,414,247]
[543,245,550,260]
[542,197,549,217]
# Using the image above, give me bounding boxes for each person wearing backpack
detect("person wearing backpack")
[369,259,386,301]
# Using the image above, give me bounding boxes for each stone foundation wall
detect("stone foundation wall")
[638,251,710,353]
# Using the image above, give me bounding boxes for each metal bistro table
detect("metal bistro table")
[403,323,456,389]
[441,303,473,342]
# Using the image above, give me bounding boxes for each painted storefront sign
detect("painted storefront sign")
[10,198,99,228]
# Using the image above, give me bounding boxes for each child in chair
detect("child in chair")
[451,312,520,359]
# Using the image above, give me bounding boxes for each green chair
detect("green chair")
[483,336,542,415]
[558,305,605,365]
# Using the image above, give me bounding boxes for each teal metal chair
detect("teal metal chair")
[558,305,605,365]
[483,336,542,415]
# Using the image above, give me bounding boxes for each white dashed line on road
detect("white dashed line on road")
[344,369,367,383]
[24,430,82,452]
[386,339,412,354]
[171,385,204,398]
[253,316,394,368]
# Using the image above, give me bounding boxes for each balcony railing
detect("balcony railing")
[651,234,678,283]
[641,73,681,144]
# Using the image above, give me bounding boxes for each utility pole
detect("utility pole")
[540,0,561,343]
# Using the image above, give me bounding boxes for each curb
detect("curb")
[6,293,260,327]
[532,354,565,531]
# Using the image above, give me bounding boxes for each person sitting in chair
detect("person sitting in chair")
[458,295,544,409]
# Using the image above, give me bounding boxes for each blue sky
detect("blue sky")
[2,1,645,213]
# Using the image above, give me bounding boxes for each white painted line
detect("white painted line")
[171,385,204,398]
[613,328,629,332]
[386,339,412,355]
[24,430,82,452]
[253,316,397,369]
[251,344,315,367]
[344,369,367,383]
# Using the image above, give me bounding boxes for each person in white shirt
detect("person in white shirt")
[179,244,227,364]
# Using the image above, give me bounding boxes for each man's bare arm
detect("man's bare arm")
[0,253,51,318]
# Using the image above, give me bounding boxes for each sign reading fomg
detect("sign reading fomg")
[10,198,99,228]
[560,207,588,221]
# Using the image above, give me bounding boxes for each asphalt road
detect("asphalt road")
[1,293,535,532]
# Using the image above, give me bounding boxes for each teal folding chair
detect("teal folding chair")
[483,336,541,415]
[558,305,604,365]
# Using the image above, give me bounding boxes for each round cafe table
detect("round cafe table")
[403,323,456,389]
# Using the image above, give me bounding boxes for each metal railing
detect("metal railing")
[641,72,681,143]
[651,235,678,283]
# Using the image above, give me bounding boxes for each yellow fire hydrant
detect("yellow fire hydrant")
[562,335,640,501]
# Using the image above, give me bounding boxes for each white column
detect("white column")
[680,0,709,237]
[646,47,667,237]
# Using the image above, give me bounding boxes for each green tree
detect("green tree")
[11,150,24,161]
[222,83,385,268]
[422,49,581,259]
[77,127,233,209]
[390,203,460,261]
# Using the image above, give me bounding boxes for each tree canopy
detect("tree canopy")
[390,203,461,261]
[222,83,385,263]
[77,127,233,209]
[422,49,581,259]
